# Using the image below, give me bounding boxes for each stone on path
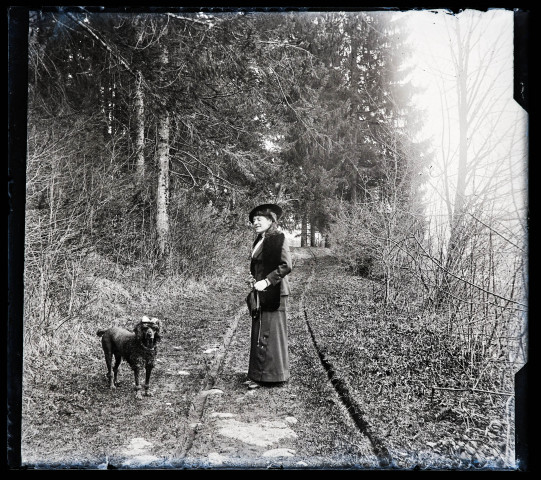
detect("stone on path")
[216,419,297,447]
[207,452,229,466]
[123,437,153,455]
[203,346,220,354]
[210,412,236,418]
[285,416,298,425]
[262,448,296,458]
[201,388,224,396]
[122,454,160,466]
[121,438,159,466]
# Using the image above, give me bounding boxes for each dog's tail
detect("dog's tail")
[96,329,107,337]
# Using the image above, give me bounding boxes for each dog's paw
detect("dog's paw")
[143,390,154,397]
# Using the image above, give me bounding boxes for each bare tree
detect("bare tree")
[301,214,308,247]
[134,71,146,183]
[421,11,526,305]
[155,25,170,261]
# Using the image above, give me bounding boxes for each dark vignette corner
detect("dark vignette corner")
[7,5,29,470]
[513,7,530,474]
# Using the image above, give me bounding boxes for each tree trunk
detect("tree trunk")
[301,214,308,247]
[134,71,145,183]
[350,173,358,203]
[350,27,359,99]
[349,24,360,204]
[445,19,469,276]
[436,19,470,308]
[325,233,331,248]
[156,38,170,262]
[156,109,170,260]
[310,216,317,247]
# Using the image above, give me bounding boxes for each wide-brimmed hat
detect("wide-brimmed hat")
[249,203,283,223]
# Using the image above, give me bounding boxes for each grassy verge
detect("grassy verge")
[303,256,517,470]
[19,247,519,470]
[21,251,247,467]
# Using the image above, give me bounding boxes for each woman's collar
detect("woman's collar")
[265,224,279,236]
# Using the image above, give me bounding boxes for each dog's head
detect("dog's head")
[134,316,162,349]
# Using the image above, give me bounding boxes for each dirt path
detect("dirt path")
[20,246,517,470]
[179,248,380,469]
[20,247,384,469]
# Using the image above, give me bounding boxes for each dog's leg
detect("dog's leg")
[102,340,115,389]
[133,366,143,399]
[143,364,154,396]
[104,354,114,389]
[112,354,122,388]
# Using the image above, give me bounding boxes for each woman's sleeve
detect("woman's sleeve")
[266,236,292,286]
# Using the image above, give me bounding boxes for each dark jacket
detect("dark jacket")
[250,226,292,311]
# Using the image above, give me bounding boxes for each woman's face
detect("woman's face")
[252,215,273,235]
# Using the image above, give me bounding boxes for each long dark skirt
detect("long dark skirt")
[248,295,289,383]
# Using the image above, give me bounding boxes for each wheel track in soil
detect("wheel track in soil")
[300,248,393,468]
[173,302,248,460]
[174,246,393,467]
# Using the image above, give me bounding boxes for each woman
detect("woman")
[246,203,292,389]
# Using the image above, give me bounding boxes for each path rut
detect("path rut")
[175,248,383,469]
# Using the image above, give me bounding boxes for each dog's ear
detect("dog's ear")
[152,318,162,342]
[133,321,143,337]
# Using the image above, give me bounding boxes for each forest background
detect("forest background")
[8,6,529,469]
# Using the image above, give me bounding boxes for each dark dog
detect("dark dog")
[97,316,162,398]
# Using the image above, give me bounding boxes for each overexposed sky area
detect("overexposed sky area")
[399,9,527,234]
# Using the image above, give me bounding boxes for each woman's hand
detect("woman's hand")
[253,279,270,291]
[246,274,256,288]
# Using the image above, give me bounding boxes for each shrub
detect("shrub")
[327,202,381,278]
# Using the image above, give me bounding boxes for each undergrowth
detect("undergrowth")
[20,247,248,466]
[303,259,519,470]
[22,247,248,383]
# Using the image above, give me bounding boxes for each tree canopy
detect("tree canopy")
[27,9,430,269]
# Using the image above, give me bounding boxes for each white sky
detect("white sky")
[396,9,528,235]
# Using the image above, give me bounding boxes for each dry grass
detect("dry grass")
[303,258,519,470]
[20,245,521,470]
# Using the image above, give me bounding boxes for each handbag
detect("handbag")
[246,288,260,320]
